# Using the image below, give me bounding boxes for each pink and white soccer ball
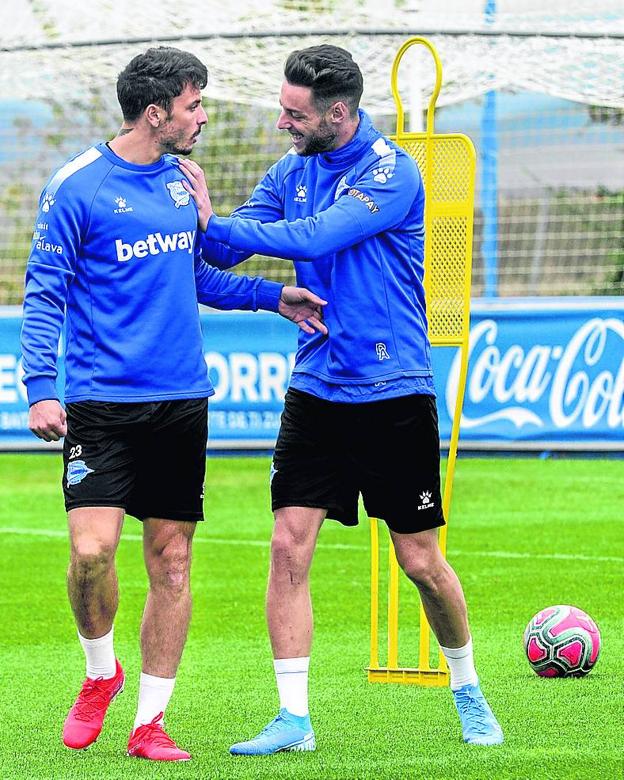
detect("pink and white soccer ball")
[523,605,601,677]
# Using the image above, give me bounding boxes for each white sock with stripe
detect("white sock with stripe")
[274,657,310,717]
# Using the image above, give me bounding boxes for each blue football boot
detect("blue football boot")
[229,708,316,755]
[452,682,504,745]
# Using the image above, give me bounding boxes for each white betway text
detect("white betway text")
[115,230,195,262]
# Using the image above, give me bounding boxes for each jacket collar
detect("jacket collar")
[317,110,377,169]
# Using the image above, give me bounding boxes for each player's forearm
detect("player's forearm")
[194,257,282,311]
[20,262,71,405]
[197,232,251,269]
[206,204,367,262]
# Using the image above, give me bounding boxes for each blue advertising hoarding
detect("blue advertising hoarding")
[435,298,623,450]
[1,298,622,451]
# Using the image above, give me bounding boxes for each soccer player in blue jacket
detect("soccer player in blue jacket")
[20,46,327,762]
[181,44,503,753]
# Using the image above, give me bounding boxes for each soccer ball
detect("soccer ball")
[523,605,601,677]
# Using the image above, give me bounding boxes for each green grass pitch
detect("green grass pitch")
[0,453,622,779]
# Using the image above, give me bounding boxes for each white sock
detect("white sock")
[440,638,479,691]
[133,673,176,730]
[274,657,310,717]
[78,627,116,680]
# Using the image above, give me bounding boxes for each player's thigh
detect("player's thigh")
[389,526,445,575]
[356,394,445,533]
[63,401,139,513]
[130,398,208,522]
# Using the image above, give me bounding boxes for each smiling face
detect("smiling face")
[276,81,339,156]
[157,84,208,156]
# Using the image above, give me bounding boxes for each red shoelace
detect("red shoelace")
[72,677,117,721]
[130,714,176,748]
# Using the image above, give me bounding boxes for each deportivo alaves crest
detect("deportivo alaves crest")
[66,460,94,486]
[166,180,191,208]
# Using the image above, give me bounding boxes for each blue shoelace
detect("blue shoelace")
[455,689,495,733]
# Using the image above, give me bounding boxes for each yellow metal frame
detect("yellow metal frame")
[368,37,476,687]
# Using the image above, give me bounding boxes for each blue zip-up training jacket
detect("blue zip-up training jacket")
[20,142,283,405]
[201,110,434,402]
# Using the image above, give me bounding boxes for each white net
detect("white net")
[2,0,623,110]
[0,1,623,302]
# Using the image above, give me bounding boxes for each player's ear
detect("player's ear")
[328,101,349,124]
[145,104,163,128]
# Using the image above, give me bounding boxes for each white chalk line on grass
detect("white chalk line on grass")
[1,526,622,564]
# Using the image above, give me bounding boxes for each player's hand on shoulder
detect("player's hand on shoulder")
[278,286,328,336]
[178,158,213,232]
[28,399,67,442]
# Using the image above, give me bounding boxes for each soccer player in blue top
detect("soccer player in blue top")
[180,44,504,754]
[20,46,327,762]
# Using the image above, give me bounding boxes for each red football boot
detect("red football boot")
[63,659,125,749]
[127,713,191,761]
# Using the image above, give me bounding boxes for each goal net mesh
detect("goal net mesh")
[0,0,623,302]
[3,1,623,110]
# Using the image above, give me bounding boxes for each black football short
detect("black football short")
[271,388,445,534]
[63,398,208,521]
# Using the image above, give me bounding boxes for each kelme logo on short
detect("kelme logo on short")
[417,491,433,510]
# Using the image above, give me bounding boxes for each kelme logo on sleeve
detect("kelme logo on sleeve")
[41,193,56,212]
[115,230,196,261]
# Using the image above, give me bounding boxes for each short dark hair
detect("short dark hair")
[116,46,208,122]
[284,45,363,116]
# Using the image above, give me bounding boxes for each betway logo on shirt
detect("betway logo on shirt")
[115,230,195,262]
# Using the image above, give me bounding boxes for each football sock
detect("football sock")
[274,656,310,717]
[133,673,176,730]
[78,627,116,680]
[440,638,479,691]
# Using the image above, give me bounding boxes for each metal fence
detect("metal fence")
[1,93,622,304]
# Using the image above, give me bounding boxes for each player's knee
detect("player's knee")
[398,549,446,592]
[270,527,296,563]
[70,545,116,582]
[159,565,189,595]
[147,541,191,594]
[270,526,310,577]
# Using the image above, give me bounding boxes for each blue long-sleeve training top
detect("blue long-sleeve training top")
[201,110,435,403]
[20,143,283,405]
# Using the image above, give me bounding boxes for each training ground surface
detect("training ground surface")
[0,454,622,780]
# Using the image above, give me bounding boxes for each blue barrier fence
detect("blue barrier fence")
[1,297,622,451]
